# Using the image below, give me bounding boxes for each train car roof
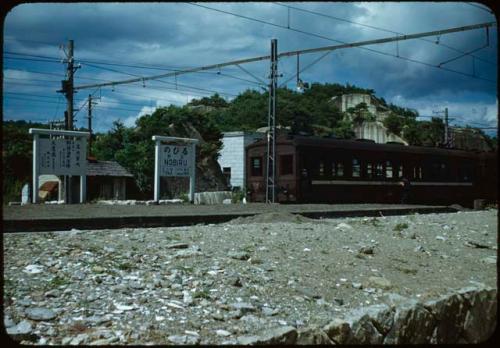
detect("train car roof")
[247,135,494,159]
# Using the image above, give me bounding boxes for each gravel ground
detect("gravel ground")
[3,209,497,345]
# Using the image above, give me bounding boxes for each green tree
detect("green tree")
[216,89,268,131]
[332,119,355,139]
[2,120,48,203]
[188,93,228,108]
[383,112,405,136]
[92,104,224,195]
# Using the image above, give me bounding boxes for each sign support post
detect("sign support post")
[154,139,161,202]
[29,128,90,204]
[189,142,196,203]
[152,135,198,203]
[32,134,39,203]
[80,175,86,203]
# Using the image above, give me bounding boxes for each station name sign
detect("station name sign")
[159,144,193,177]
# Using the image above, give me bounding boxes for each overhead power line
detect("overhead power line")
[273,2,496,66]
[3,56,62,64]
[5,95,155,114]
[72,19,496,91]
[4,37,61,46]
[189,3,496,84]
[5,50,250,78]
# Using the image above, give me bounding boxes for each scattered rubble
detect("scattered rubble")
[3,210,497,344]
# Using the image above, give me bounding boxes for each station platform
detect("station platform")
[2,203,459,233]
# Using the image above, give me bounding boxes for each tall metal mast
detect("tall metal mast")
[266,39,278,203]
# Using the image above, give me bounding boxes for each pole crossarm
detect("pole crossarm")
[29,128,90,137]
[73,22,495,91]
[152,135,199,143]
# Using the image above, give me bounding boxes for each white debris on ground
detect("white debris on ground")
[3,209,497,345]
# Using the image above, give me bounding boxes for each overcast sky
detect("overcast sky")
[3,2,497,134]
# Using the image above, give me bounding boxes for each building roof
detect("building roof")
[248,135,486,159]
[223,131,261,137]
[87,160,133,177]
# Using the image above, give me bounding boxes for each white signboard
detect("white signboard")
[37,138,87,175]
[159,144,194,177]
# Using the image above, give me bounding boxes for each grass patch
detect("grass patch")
[193,289,210,299]
[180,265,193,274]
[117,262,133,271]
[48,276,70,288]
[241,244,255,253]
[393,223,409,232]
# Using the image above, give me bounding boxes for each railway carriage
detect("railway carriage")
[246,135,497,206]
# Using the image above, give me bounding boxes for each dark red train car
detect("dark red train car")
[246,135,497,207]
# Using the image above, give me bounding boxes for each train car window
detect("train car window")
[280,155,294,175]
[319,161,325,177]
[366,163,373,179]
[395,165,403,178]
[386,161,393,178]
[251,157,263,176]
[413,166,423,180]
[337,163,344,177]
[375,163,384,178]
[331,162,345,177]
[352,159,361,178]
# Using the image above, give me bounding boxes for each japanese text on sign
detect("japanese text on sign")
[160,144,193,177]
[38,138,87,175]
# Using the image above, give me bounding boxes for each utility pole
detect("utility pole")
[266,39,278,204]
[87,94,94,157]
[59,40,76,130]
[58,39,80,203]
[444,107,449,147]
[433,107,454,148]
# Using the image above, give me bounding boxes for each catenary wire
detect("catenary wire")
[188,2,497,84]
[273,2,496,66]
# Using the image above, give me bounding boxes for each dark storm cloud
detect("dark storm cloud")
[3,2,497,131]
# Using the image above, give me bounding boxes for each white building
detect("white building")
[218,131,264,190]
[331,93,376,114]
[354,121,408,145]
[331,93,407,145]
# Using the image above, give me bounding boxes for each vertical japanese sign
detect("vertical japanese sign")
[152,136,198,202]
[159,144,193,177]
[37,138,87,175]
[30,128,90,204]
